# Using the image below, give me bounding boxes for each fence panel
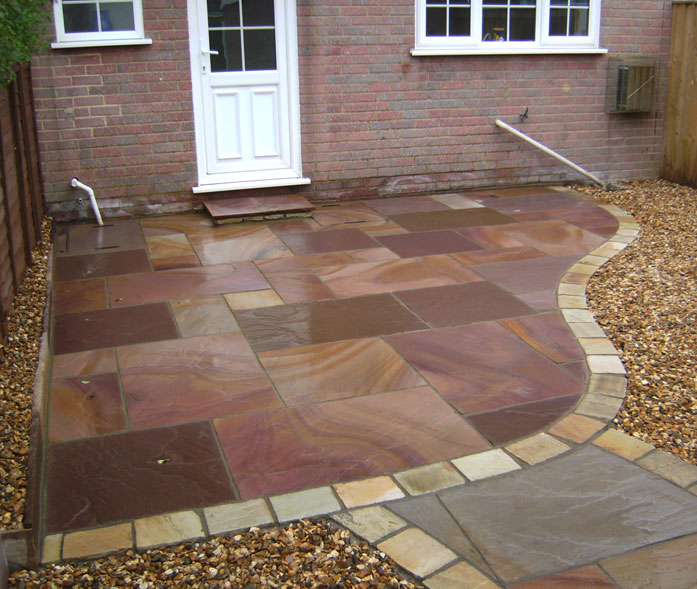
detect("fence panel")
[0,63,45,344]
[663,1,697,187]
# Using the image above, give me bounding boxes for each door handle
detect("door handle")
[201,48,219,55]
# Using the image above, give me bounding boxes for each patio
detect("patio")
[40,186,697,585]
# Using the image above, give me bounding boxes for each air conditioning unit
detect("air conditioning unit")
[605,57,657,114]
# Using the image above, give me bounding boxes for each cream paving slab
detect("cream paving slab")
[270,487,341,522]
[134,511,204,549]
[506,433,570,465]
[568,321,607,338]
[204,499,274,536]
[557,294,586,308]
[593,429,654,461]
[451,449,521,481]
[393,462,465,495]
[331,506,407,543]
[224,289,284,310]
[424,561,500,589]
[378,528,457,579]
[547,413,605,444]
[557,283,586,296]
[587,355,626,374]
[561,308,596,323]
[41,534,62,564]
[637,451,697,488]
[62,523,132,560]
[576,394,624,420]
[578,337,618,355]
[334,476,405,508]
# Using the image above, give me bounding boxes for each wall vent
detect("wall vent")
[606,57,657,114]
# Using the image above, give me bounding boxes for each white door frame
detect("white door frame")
[186,0,309,193]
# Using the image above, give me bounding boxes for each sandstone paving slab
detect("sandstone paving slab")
[439,446,697,583]
[331,506,407,543]
[508,565,617,588]
[424,561,499,589]
[377,528,457,579]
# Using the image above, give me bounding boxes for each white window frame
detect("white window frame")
[52,0,152,49]
[412,0,606,56]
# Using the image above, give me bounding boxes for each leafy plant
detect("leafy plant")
[0,0,51,85]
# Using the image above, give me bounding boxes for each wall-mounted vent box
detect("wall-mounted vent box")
[606,57,657,114]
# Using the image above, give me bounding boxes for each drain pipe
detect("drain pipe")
[70,177,104,226]
[495,119,607,190]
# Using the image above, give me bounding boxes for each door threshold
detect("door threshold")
[192,177,311,194]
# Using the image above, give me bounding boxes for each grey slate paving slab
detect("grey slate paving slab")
[387,494,495,578]
[438,446,697,583]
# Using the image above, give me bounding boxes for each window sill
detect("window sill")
[51,38,153,50]
[411,46,608,56]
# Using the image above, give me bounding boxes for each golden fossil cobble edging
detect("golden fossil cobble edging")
[39,205,697,574]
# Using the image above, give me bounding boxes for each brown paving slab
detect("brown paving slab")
[547,413,605,444]
[396,281,535,328]
[549,205,619,236]
[466,394,581,446]
[429,193,485,209]
[346,247,400,262]
[265,218,323,235]
[517,290,558,311]
[55,219,146,256]
[387,322,584,414]
[54,249,152,282]
[45,422,236,533]
[475,192,588,214]
[600,533,697,589]
[118,333,281,429]
[51,349,117,379]
[472,254,582,294]
[500,312,585,363]
[170,295,239,337]
[215,387,490,498]
[439,446,697,583]
[254,251,353,274]
[376,230,482,258]
[107,263,269,307]
[508,565,618,588]
[145,233,196,261]
[497,220,606,256]
[390,208,517,231]
[258,338,426,406]
[235,293,428,353]
[54,278,107,315]
[315,255,482,298]
[363,196,450,215]
[562,360,588,382]
[312,203,389,227]
[279,228,378,255]
[266,271,336,304]
[203,195,314,220]
[190,225,291,264]
[48,373,126,442]
[454,225,527,249]
[53,303,179,355]
[450,245,546,266]
[151,255,201,270]
[387,494,496,578]
[139,213,215,237]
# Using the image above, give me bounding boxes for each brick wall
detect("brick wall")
[33,0,673,220]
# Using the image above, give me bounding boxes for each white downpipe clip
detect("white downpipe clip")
[70,177,104,226]
[495,119,606,190]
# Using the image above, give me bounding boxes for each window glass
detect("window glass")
[63,4,98,33]
[426,0,471,38]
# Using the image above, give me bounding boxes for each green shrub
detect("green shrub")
[0,0,51,85]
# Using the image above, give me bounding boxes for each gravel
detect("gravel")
[575,179,697,466]
[4,179,697,584]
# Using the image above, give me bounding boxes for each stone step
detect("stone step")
[202,195,315,224]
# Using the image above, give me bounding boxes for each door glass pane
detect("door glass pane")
[216,0,240,27]
[63,3,98,33]
[510,7,536,40]
[570,8,589,35]
[211,29,242,71]
[101,3,135,31]
[243,0,275,26]
[426,7,447,36]
[244,29,277,70]
[483,7,506,41]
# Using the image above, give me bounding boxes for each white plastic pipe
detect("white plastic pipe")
[495,119,606,190]
[70,177,104,225]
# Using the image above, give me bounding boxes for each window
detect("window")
[52,0,151,47]
[414,0,603,54]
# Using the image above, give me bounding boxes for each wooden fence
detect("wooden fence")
[0,63,45,344]
[663,1,697,187]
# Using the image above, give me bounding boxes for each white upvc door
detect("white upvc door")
[187,0,307,192]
